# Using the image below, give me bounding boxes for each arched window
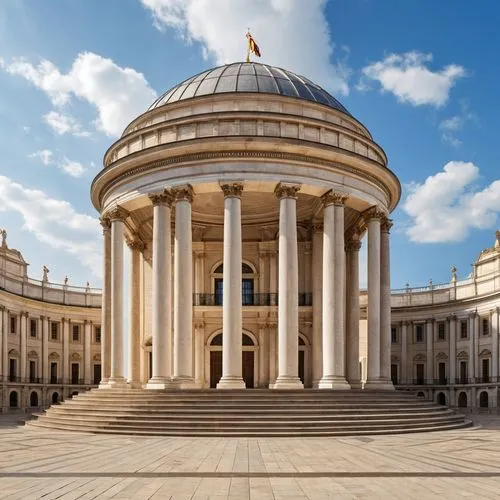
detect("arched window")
[458,392,467,408]
[210,333,255,346]
[436,392,446,405]
[52,392,60,404]
[30,391,39,407]
[212,262,256,305]
[9,391,18,408]
[479,391,489,408]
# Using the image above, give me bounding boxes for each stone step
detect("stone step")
[27,419,472,437]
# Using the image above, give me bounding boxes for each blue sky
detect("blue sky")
[0,0,499,289]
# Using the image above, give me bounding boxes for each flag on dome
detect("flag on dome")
[246,31,261,61]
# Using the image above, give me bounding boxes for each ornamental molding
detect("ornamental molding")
[311,222,324,233]
[362,205,386,223]
[93,354,101,362]
[126,238,145,252]
[479,349,492,357]
[435,352,448,361]
[381,216,393,233]
[27,350,38,359]
[8,349,19,357]
[274,182,301,200]
[220,182,244,198]
[457,351,469,360]
[391,355,399,362]
[322,190,348,207]
[149,190,173,207]
[345,238,362,252]
[94,150,393,208]
[48,352,60,361]
[99,217,111,233]
[71,352,81,361]
[172,184,194,203]
[414,353,426,362]
[107,206,129,222]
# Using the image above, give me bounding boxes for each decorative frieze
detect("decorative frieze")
[345,239,362,252]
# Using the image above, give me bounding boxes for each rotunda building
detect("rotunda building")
[91,62,401,391]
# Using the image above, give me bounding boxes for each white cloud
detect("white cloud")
[140,0,350,95]
[29,149,87,178]
[2,52,157,137]
[403,161,500,243]
[360,51,466,107]
[43,110,90,137]
[0,176,102,277]
[29,149,53,165]
[439,101,476,148]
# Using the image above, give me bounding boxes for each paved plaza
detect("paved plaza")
[0,414,499,498]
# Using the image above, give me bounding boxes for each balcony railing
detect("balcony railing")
[397,377,498,386]
[193,293,312,306]
[1,376,99,385]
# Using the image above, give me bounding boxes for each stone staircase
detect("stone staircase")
[27,389,472,437]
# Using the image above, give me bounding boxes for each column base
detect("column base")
[272,376,303,390]
[347,380,363,390]
[217,376,246,390]
[146,376,173,390]
[171,376,197,390]
[364,378,395,391]
[318,376,351,390]
[106,377,129,389]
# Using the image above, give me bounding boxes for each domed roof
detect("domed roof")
[148,62,351,116]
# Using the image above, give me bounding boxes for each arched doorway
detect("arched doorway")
[436,392,446,405]
[30,391,39,407]
[298,336,306,385]
[458,392,467,408]
[9,391,18,408]
[479,391,489,408]
[209,332,257,388]
[52,392,60,404]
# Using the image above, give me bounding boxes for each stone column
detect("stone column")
[492,308,499,381]
[217,183,245,389]
[84,320,92,384]
[468,314,475,380]
[474,313,480,379]
[194,321,205,386]
[99,217,112,386]
[346,236,362,389]
[426,319,434,383]
[172,185,194,387]
[269,249,277,304]
[1,308,7,383]
[268,321,277,385]
[258,322,269,387]
[127,238,143,387]
[108,206,128,386]
[42,316,49,382]
[194,250,205,296]
[0,307,3,379]
[319,192,349,389]
[147,192,173,389]
[379,217,394,389]
[20,312,27,380]
[401,321,408,384]
[364,206,385,389]
[449,315,456,384]
[273,183,303,389]
[62,317,70,384]
[311,223,323,387]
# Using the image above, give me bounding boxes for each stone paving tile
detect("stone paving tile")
[1,415,500,498]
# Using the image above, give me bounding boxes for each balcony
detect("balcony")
[193,292,312,306]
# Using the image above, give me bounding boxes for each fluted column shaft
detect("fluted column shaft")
[128,239,143,386]
[218,183,245,389]
[20,312,27,380]
[311,224,323,387]
[380,218,394,389]
[99,218,112,385]
[173,186,194,386]
[401,322,408,384]
[108,207,128,385]
[449,316,456,383]
[273,183,303,389]
[364,207,385,389]
[147,193,173,389]
[319,192,349,389]
[346,238,361,388]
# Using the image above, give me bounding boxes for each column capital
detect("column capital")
[149,190,173,207]
[322,190,348,207]
[381,216,393,233]
[194,320,205,330]
[274,182,301,200]
[126,238,145,252]
[99,217,111,233]
[172,184,194,203]
[220,182,244,198]
[362,205,386,223]
[107,206,129,222]
[345,238,362,252]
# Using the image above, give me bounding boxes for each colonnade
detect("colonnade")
[99,183,394,390]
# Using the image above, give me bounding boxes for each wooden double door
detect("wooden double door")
[210,351,254,388]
